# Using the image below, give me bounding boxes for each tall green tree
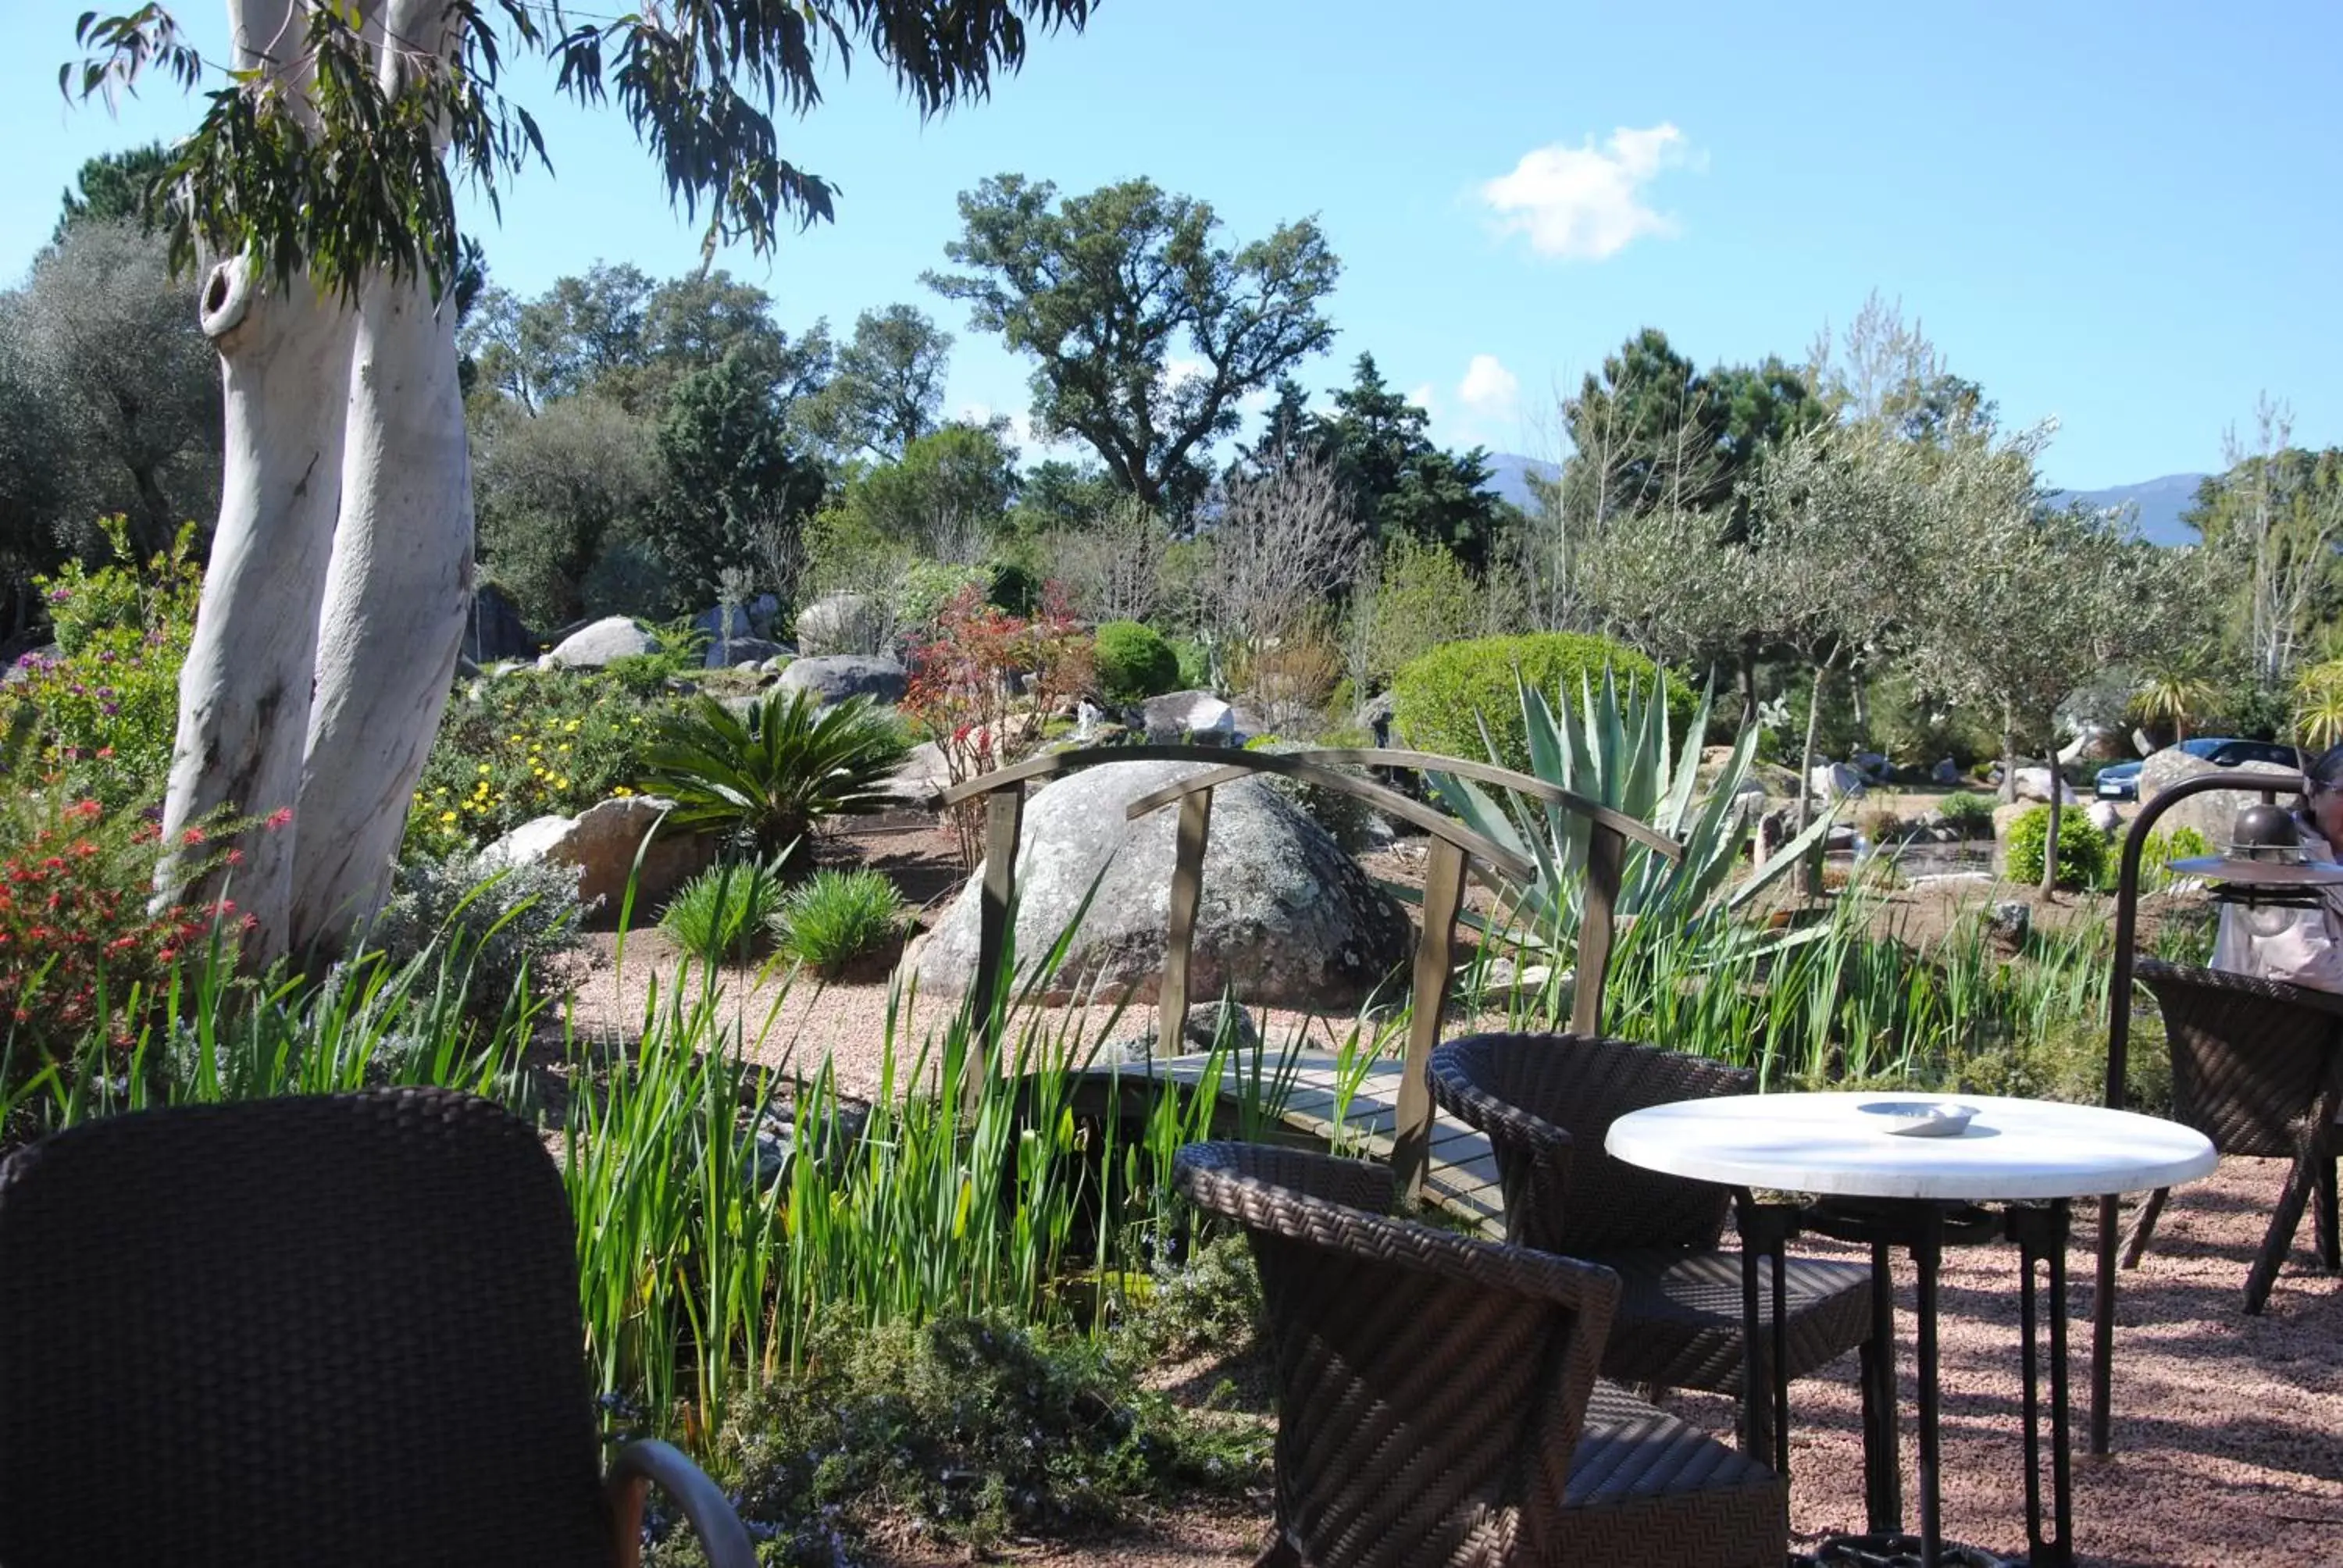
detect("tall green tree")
[928,174,1339,515]
[66,0,1095,960]
[2181,397,2343,697]
[1320,354,1510,568]
[652,348,829,604]
[55,142,173,239]
[471,395,662,628]
[800,304,953,459]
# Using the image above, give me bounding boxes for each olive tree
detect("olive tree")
[65,0,1093,963]
[1904,423,2191,892]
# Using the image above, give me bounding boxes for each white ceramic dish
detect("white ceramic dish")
[1856,1099,1982,1138]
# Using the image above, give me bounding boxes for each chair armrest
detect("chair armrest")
[607,1438,757,1568]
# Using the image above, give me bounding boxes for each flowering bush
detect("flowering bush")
[904,585,1095,865]
[404,669,684,858]
[0,790,248,1090]
[2,518,201,806]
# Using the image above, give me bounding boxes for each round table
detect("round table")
[1607,1092,2216,1568]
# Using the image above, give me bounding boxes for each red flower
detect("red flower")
[265,807,294,830]
[225,847,244,866]
[180,826,206,846]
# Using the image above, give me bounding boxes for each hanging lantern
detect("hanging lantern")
[2168,802,2343,935]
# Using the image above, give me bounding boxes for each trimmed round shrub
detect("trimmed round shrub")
[2002,805,2108,889]
[1936,792,1997,833]
[1093,621,1180,704]
[1389,633,1685,775]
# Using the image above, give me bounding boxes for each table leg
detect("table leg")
[1863,1239,1903,1535]
[1733,1190,1794,1477]
[1913,1203,1945,1568]
[2089,1192,2119,1455]
[2010,1202,2074,1567]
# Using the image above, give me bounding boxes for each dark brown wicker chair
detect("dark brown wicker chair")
[0,1088,753,1568]
[1427,1034,1881,1446]
[1175,1139,1787,1568]
[2125,960,2343,1313]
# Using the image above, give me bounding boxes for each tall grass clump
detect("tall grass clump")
[658,857,787,968]
[773,868,906,974]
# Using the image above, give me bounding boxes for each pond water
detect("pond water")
[1828,839,1996,882]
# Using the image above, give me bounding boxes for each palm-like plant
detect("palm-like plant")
[639,690,910,861]
[2294,661,2343,751]
[2129,666,2219,743]
[1427,668,1835,939]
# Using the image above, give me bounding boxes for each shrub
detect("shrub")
[986,559,1040,615]
[658,859,786,968]
[1937,792,1997,832]
[905,586,1095,865]
[1093,621,1179,704]
[774,867,906,974]
[1349,536,1485,690]
[639,688,910,863]
[0,791,246,1089]
[405,668,683,859]
[1,518,201,806]
[1170,636,1212,692]
[1389,632,1683,775]
[2002,804,2108,889]
[676,1313,1260,1562]
[367,851,587,1022]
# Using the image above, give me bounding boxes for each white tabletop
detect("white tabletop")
[1606,1092,2217,1202]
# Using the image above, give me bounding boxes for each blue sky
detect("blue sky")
[2,2,2337,490]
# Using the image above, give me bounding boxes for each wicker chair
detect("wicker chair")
[0,1089,753,1568]
[1175,1140,1787,1568]
[1427,1035,1881,1449]
[2125,960,2343,1313]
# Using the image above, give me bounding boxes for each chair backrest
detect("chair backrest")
[1433,1032,1754,1254]
[1175,1141,1618,1568]
[0,1089,608,1568]
[2135,960,2343,1158]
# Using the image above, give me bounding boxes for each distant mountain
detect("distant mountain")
[2044,473,2208,547]
[1485,452,1559,512]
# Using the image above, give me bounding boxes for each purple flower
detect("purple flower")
[97,650,116,665]
[46,587,70,604]
[100,702,119,717]
[95,686,114,700]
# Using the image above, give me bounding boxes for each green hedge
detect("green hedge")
[2002,804,2109,889]
[1094,621,1181,703]
[1389,633,1685,775]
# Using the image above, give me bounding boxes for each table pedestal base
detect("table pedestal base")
[1739,1194,2074,1568]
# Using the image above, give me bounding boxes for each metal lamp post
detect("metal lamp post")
[2091,771,2343,1454]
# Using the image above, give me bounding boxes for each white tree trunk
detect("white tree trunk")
[159,2,358,964]
[286,0,472,955]
[287,271,471,954]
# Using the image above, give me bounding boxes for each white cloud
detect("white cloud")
[1457,355,1520,421]
[1407,383,1439,416]
[1166,355,1211,389]
[1480,123,1696,261]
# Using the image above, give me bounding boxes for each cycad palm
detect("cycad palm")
[640,689,910,861]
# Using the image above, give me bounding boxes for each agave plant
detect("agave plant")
[639,689,910,862]
[1427,667,1835,939]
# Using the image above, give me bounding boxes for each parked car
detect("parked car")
[2095,737,2305,801]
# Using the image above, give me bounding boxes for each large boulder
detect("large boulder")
[2011,767,2079,805]
[915,760,1412,1008]
[1140,690,1261,745]
[2139,747,2299,848]
[794,592,882,657]
[776,654,906,706]
[545,616,658,669]
[703,636,787,669]
[694,603,754,643]
[463,583,536,664]
[481,795,717,919]
[1810,761,1867,801]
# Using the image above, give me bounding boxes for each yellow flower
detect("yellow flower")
[558,743,572,754]
[440,811,458,824]
[563,718,580,733]
[612,786,634,797]
[508,733,524,743]
[553,777,570,790]
[476,762,492,775]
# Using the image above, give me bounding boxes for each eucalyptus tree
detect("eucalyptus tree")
[2183,397,2343,697]
[64,1,1093,963]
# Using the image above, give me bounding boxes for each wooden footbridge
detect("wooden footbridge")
[936,743,1682,1209]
